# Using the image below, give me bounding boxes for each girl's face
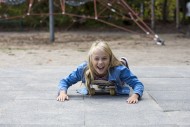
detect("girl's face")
[91,48,110,76]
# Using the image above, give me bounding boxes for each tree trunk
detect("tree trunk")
[151,0,155,29]
[181,0,189,24]
[176,0,180,28]
[162,0,168,22]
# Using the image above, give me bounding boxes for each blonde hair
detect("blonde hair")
[85,40,122,95]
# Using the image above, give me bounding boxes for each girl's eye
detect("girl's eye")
[102,57,108,60]
[95,58,99,61]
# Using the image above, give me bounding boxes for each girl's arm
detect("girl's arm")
[120,67,144,104]
[57,62,87,102]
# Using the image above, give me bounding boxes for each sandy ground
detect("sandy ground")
[0,31,190,68]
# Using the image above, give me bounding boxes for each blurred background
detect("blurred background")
[0,0,189,34]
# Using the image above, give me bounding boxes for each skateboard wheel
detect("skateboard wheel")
[110,88,115,96]
[90,88,95,95]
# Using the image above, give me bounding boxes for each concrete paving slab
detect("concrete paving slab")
[167,111,190,125]
[141,78,190,91]
[148,91,190,101]
[83,92,173,126]
[147,91,190,111]
[85,111,172,126]
[132,67,190,78]
[0,100,85,125]
[141,78,190,85]
[0,66,190,126]
[0,125,178,127]
[84,92,162,111]
[156,100,190,111]
[0,77,27,91]
[0,125,85,127]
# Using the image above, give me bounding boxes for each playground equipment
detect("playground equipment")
[0,0,165,45]
[1,0,26,5]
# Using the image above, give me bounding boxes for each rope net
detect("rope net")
[0,0,164,45]
[65,0,93,6]
[3,0,26,5]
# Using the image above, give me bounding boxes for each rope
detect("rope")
[3,0,26,5]
[60,0,65,14]
[27,0,34,15]
[65,0,92,6]
[0,0,164,45]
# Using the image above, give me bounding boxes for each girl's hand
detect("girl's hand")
[57,91,69,102]
[127,93,139,104]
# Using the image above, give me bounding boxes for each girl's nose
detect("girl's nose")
[98,59,103,64]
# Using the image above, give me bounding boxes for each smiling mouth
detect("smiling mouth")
[97,66,104,71]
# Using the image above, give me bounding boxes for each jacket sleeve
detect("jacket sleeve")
[119,66,144,97]
[58,62,87,93]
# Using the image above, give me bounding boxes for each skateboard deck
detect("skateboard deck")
[90,80,116,95]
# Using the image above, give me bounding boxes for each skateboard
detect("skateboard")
[90,80,116,96]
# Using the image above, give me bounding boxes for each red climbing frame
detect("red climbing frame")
[0,0,164,45]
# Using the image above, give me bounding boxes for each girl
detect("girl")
[57,41,144,104]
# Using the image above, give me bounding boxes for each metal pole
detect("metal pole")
[151,0,155,30]
[176,0,179,29]
[49,0,54,42]
[140,2,144,19]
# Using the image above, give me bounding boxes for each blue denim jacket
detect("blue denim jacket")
[58,62,144,97]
